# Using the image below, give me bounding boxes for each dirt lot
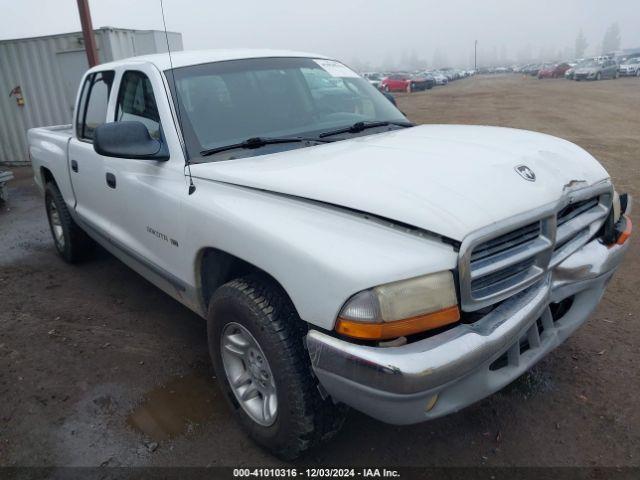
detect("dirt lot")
[1,75,639,469]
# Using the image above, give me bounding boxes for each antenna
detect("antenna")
[160,0,196,195]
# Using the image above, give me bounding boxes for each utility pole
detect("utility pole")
[474,40,478,71]
[76,0,99,67]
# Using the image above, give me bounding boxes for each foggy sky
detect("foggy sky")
[2,0,639,69]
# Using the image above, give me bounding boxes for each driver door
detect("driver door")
[102,64,189,293]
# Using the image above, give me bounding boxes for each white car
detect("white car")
[618,57,640,76]
[362,72,383,89]
[432,72,449,85]
[28,49,632,459]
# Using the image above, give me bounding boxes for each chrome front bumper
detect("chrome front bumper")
[306,236,630,425]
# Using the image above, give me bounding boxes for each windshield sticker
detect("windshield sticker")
[313,59,360,78]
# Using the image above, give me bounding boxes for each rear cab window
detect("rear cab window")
[76,71,115,141]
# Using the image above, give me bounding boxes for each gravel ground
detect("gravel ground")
[1,74,639,469]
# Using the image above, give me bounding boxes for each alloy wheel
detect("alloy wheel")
[221,322,278,426]
[47,198,65,250]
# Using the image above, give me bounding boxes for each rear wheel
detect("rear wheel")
[207,275,346,459]
[44,182,92,263]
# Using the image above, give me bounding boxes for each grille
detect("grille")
[557,197,599,227]
[466,220,550,307]
[471,222,541,262]
[551,196,605,266]
[471,257,536,297]
[459,187,611,311]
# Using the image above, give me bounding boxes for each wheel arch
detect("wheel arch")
[195,247,299,316]
[40,166,56,186]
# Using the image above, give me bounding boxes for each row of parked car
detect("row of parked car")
[361,55,640,93]
[517,56,640,81]
[362,68,475,93]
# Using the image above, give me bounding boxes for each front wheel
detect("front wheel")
[207,275,346,459]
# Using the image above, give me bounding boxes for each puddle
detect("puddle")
[127,373,223,441]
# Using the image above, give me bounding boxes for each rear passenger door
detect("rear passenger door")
[68,70,117,236]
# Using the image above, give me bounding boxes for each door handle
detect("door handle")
[106,172,116,189]
[71,160,78,172]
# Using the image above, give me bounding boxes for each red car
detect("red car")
[380,74,412,92]
[538,63,571,79]
[380,74,433,92]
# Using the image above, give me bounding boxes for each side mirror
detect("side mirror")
[94,121,169,161]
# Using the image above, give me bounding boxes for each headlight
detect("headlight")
[335,271,459,340]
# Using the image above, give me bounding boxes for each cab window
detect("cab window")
[77,71,115,141]
[115,71,161,139]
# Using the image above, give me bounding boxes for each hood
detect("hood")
[190,125,609,241]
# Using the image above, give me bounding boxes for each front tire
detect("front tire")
[44,182,92,263]
[207,275,346,459]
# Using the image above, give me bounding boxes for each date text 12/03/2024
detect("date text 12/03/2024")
[233,468,400,478]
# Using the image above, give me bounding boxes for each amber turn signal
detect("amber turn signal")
[335,305,460,340]
[616,216,632,245]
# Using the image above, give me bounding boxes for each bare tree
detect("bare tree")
[575,29,588,58]
[602,22,621,53]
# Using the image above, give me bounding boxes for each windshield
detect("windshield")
[579,60,599,68]
[623,58,640,65]
[166,57,408,162]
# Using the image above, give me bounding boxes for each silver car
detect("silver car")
[574,59,619,81]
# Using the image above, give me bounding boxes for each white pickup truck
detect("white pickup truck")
[29,50,632,459]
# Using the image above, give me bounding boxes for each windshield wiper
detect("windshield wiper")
[318,120,414,138]
[201,136,333,157]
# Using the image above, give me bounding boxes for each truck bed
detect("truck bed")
[27,124,75,205]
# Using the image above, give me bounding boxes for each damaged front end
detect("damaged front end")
[306,186,632,425]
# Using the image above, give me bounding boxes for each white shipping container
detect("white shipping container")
[0,27,182,165]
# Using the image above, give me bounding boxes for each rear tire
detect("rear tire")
[207,275,346,460]
[44,182,93,263]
